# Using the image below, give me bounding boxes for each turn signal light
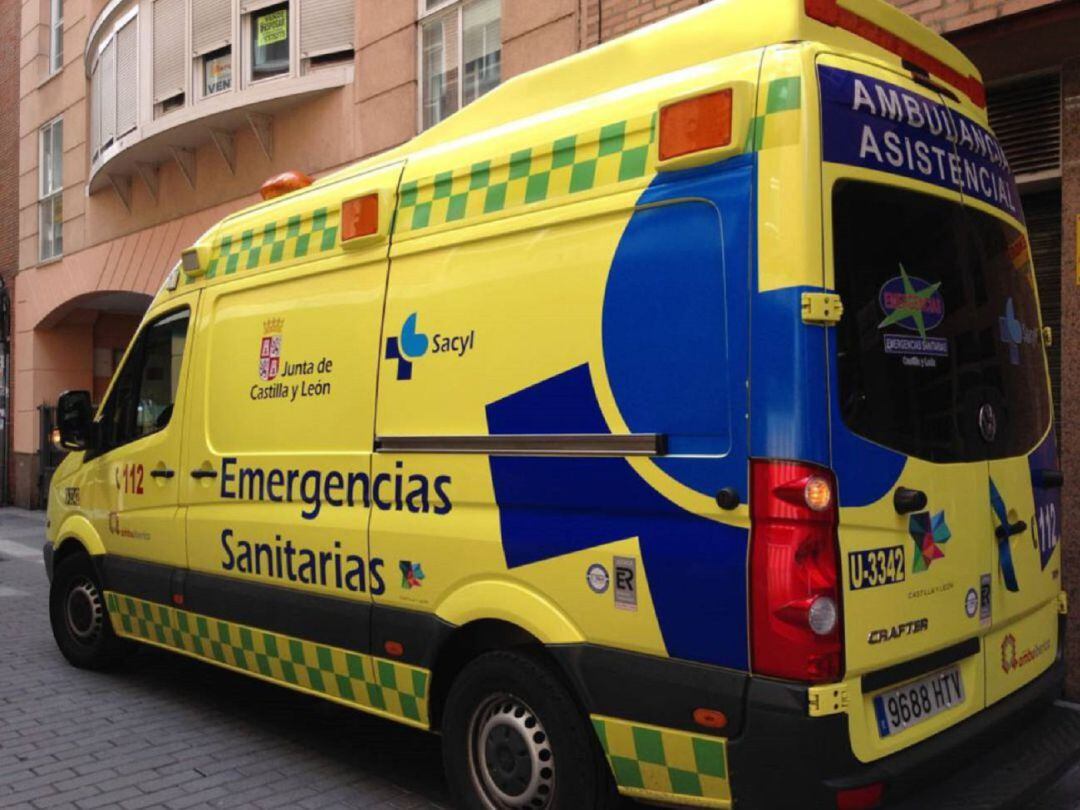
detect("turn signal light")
[260,170,314,201]
[659,89,733,162]
[341,194,380,242]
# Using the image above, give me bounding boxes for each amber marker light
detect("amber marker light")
[659,88,734,162]
[260,170,314,201]
[341,193,381,242]
[692,708,728,730]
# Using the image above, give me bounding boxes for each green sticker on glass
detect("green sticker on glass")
[257,10,288,48]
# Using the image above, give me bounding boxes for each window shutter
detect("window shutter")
[300,0,354,58]
[116,21,138,136]
[90,62,101,157]
[987,72,1060,181]
[193,0,231,56]
[100,39,117,147]
[154,0,186,102]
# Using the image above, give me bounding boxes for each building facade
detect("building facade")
[13,0,1080,682]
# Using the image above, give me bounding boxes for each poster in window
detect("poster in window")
[257,10,288,48]
[204,51,232,96]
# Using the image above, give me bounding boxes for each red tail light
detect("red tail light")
[836,783,885,810]
[750,459,843,683]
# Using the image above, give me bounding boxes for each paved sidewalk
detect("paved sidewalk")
[0,510,447,810]
[1,507,1078,809]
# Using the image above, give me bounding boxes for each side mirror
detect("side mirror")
[56,390,94,451]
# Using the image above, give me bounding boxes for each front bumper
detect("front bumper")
[728,652,1073,808]
[43,542,54,582]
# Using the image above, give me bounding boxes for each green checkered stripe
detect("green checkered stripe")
[106,592,430,727]
[396,113,657,234]
[592,715,730,806]
[746,76,802,152]
[196,206,340,281]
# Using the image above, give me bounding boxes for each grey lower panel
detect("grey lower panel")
[375,433,666,457]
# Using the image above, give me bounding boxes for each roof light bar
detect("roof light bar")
[805,0,986,108]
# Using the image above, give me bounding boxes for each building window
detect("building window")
[39,118,63,262]
[251,4,290,81]
[203,46,232,96]
[420,0,501,130]
[49,0,63,73]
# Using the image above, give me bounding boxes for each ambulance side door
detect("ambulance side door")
[86,292,199,580]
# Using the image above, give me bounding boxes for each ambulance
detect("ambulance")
[44,0,1068,807]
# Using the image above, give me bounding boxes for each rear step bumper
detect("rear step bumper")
[728,648,1074,808]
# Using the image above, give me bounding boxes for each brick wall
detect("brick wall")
[891,0,1059,33]
[0,0,19,284]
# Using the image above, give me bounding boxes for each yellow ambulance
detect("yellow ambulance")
[44,0,1068,807]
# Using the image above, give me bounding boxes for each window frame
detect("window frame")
[244,1,295,86]
[38,117,63,262]
[49,0,63,74]
[417,0,501,131]
[200,45,234,99]
[93,306,192,457]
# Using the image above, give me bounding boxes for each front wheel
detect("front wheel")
[49,552,130,670]
[441,650,618,810]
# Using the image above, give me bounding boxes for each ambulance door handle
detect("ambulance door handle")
[995,519,1027,540]
[190,469,218,480]
[1035,469,1064,489]
[893,487,927,515]
[150,468,175,479]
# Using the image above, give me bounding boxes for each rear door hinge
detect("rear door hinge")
[801,292,844,325]
[808,683,849,717]
[1059,590,1069,615]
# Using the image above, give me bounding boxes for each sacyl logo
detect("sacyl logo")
[385,312,476,381]
[385,313,429,380]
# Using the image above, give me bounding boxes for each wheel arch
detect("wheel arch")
[53,515,106,569]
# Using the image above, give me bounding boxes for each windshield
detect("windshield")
[833,181,1050,463]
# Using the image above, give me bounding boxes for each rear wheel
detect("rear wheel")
[49,552,130,669]
[441,650,617,810]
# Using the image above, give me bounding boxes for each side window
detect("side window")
[100,309,190,451]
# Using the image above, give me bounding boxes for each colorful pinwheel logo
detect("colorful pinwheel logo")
[908,510,951,573]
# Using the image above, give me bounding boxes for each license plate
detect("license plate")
[872,666,965,737]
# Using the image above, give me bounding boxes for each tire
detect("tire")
[441,649,618,810]
[49,552,130,670]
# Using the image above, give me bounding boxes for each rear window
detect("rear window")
[833,181,1050,463]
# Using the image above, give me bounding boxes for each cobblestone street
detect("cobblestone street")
[2,508,1079,810]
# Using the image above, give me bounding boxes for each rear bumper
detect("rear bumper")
[729,650,1071,808]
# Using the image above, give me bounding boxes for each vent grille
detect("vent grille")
[987,73,1060,180]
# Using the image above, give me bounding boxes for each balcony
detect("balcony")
[85,0,355,203]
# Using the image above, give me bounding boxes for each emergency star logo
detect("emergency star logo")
[1001,633,1018,674]
[259,318,284,381]
[385,313,429,381]
[878,265,944,339]
[908,510,951,573]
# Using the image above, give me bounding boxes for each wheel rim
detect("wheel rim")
[467,693,555,809]
[64,576,104,645]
